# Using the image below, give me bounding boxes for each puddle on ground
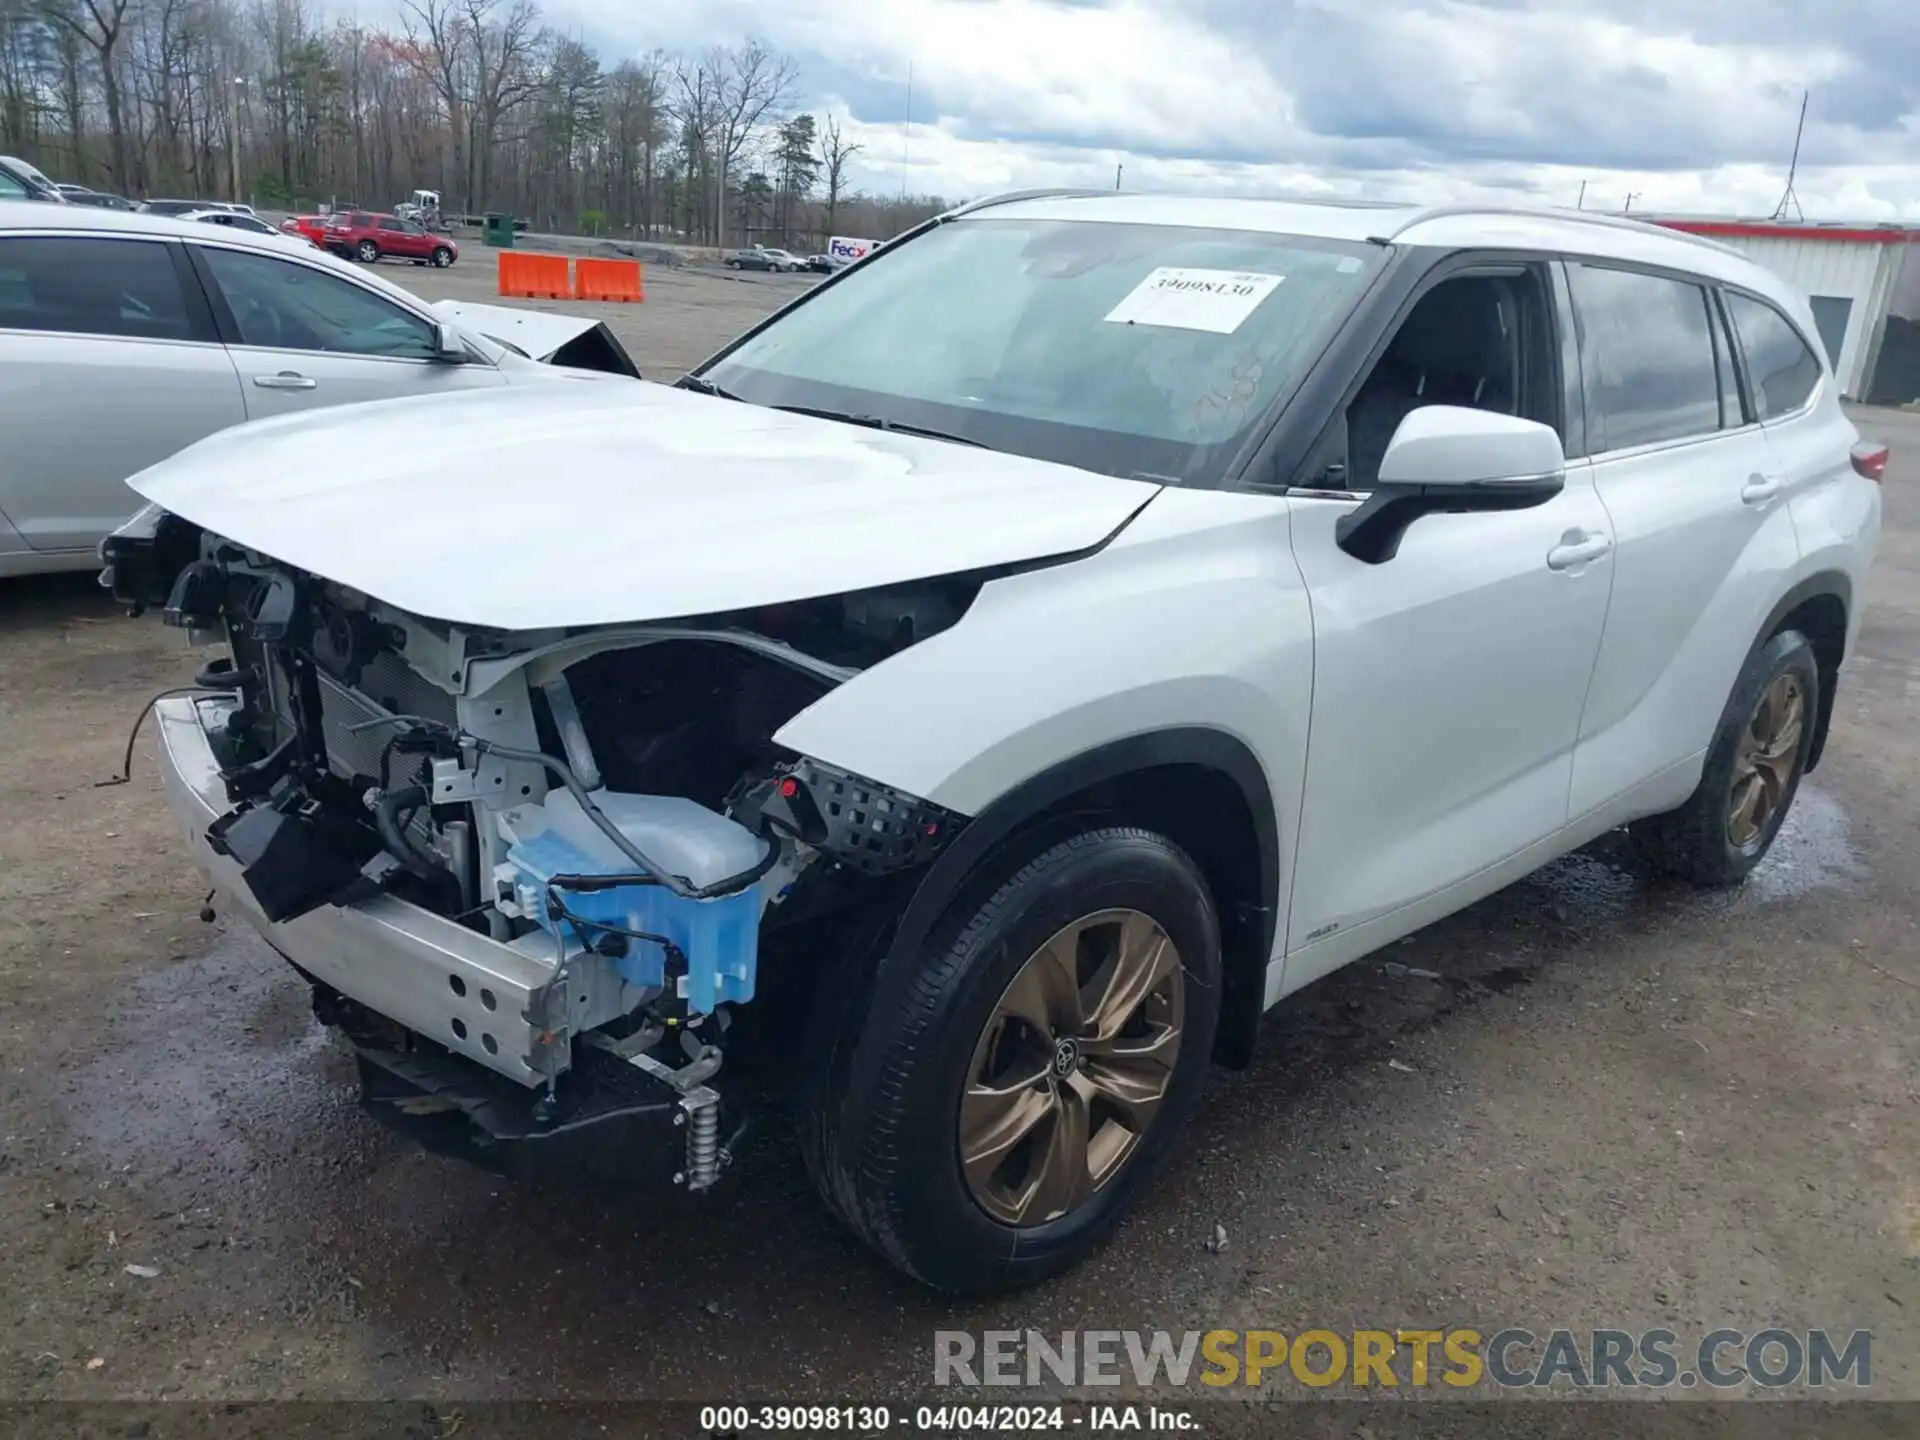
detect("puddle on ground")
[1744,784,1864,902]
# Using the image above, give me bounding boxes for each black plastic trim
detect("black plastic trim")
[1750,572,1852,772]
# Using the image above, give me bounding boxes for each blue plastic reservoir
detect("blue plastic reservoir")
[503,793,767,1016]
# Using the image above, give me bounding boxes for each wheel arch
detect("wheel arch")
[837,728,1282,1156]
[1754,571,1850,771]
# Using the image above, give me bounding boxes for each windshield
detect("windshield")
[702,217,1383,483]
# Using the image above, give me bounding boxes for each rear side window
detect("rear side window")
[1568,264,1724,452]
[1724,292,1823,419]
[378,218,404,232]
[0,169,26,200]
[0,236,196,341]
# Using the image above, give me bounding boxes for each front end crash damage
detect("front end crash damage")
[113,521,969,1188]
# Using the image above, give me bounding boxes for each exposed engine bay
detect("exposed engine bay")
[109,514,970,1187]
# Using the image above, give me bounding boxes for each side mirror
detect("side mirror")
[431,321,471,364]
[1336,406,1566,564]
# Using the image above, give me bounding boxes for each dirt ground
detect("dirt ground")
[404,246,821,377]
[0,265,1915,1423]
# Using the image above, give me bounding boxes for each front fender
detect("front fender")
[773,487,1313,826]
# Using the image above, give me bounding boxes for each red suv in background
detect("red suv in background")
[322,211,458,268]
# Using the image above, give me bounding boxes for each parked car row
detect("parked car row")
[726,245,807,273]
[0,160,265,219]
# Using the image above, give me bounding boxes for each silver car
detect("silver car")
[0,202,640,577]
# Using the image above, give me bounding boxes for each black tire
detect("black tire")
[431,246,453,268]
[1629,628,1819,886]
[725,259,740,269]
[355,239,379,263]
[800,827,1222,1294]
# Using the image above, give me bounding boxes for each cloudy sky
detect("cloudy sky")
[375,0,1920,218]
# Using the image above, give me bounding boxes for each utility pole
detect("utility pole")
[900,61,913,202]
[1576,179,1587,210]
[229,77,243,201]
[1115,162,1122,191]
[1623,191,1641,213]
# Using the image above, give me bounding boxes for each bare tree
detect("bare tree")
[3,0,944,240]
[816,111,858,239]
[40,0,136,187]
[398,0,467,209]
[460,0,543,212]
[672,50,717,241]
[709,38,792,247]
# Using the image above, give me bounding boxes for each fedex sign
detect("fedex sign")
[828,235,877,264]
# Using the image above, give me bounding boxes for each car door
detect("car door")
[0,232,246,554]
[1562,263,1799,819]
[394,217,437,258]
[376,216,420,259]
[1280,260,1615,988]
[187,241,508,420]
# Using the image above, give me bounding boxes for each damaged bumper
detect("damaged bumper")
[156,694,558,1087]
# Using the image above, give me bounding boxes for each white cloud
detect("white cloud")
[368,0,1920,217]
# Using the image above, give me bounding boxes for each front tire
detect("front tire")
[1630,628,1819,886]
[355,240,379,263]
[801,827,1221,1294]
[431,246,453,268]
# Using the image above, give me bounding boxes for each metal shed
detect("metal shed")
[1647,218,1918,404]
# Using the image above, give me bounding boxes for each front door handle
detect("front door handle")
[253,371,317,391]
[1741,473,1781,506]
[1547,533,1614,571]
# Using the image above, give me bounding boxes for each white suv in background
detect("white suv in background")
[109,192,1883,1294]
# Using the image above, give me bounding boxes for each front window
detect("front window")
[702,217,1383,483]
[198,245,437,359]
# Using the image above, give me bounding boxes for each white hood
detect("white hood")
[129,380,1158,631]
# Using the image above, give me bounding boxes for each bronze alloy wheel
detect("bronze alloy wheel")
[1728,671,1806,849]
[958,908,1185,1227]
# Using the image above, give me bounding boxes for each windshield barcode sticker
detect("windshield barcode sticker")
[1103,267,1285,334]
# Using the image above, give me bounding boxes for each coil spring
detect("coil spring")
[684,1098,721,1190]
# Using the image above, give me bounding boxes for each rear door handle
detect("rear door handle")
[253,372,317,391]
[1741,473,1781,505]
[1547,533,1613,571]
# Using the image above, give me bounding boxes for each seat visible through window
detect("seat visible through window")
[1343,274,1548,487]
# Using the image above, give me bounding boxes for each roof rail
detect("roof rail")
[1387,203,1747,258]
[942,188,1115,220]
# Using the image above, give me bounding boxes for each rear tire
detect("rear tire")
[800,827,1221,1294]
[355,240,379,264]
[1629,628,1819,886]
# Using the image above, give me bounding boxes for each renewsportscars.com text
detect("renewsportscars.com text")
[934,1328,1872,1390]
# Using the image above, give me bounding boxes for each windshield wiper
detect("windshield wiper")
[770,404,985,448]
[673,373,741,400]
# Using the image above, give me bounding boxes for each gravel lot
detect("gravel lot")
[0,263,1915,1422]
[403,247,820,377]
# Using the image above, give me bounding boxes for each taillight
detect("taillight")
[1851,441,1889,481]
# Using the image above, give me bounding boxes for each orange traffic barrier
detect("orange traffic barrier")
[575,257,644,303]
[497,251,571,300]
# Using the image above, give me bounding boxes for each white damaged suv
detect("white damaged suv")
[106,191,1884,1294]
